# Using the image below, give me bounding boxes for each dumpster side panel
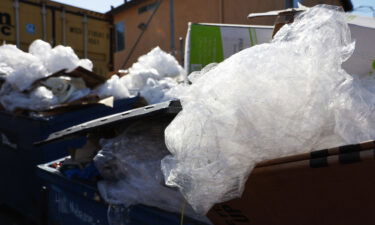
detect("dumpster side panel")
[0,97,139,223]
[47,184,108,225]
[38,156,210,225]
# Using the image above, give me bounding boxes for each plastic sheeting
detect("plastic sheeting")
[0,40,93,111]
[97,47,184,104]
[94,119,208,222]
[161,5,375,214]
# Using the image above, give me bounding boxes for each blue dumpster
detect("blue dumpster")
[37,157,210,225]
[0,97,140,223]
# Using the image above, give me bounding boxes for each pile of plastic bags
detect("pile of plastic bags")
[162,5,375,214]
[97,46,185,104]
[0,40,184,112]
[0,40,93,111]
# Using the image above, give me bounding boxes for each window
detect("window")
[115,21,125,52]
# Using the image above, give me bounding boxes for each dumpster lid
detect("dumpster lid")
[34,100,181,145]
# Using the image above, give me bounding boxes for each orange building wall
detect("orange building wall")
[112,0,288,70]
[112,0,343,70]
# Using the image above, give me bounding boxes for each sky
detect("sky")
[351,0,375,17]
[51,0,124,13]
[52,0,375,16]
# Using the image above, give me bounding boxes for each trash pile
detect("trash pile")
[0,40,95,112]
[94,118,207,222]
[49,109,209,223]
[161,5,375,214]
[0,41,183,113]
[97,46,185,104]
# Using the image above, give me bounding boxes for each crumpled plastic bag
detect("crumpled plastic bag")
[161,5,375,214]
[93,119,209,222]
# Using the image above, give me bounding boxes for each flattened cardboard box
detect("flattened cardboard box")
[208,141,375,225]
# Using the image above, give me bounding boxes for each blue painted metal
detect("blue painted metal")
[0,97,139,223]
[37,158,209,225]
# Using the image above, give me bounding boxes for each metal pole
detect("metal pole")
[61,7,66,45]
[121,0,162,68]
[42,2,47,41]
[13,0,20,47]
[169,0,175,55]
[83,14,88,58]
[179,37,184,65]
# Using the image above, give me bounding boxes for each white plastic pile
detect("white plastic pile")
[0,40,93,111]
[97,46,185,104]
[0,40,183,112]
[161,5,375,214]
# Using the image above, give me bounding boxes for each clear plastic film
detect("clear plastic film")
[97,47,184,104]
[0,39,93,111]
[161,5,375,214]
[94,119,209,222]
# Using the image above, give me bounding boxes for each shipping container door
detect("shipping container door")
[65,12,85,58]
[0,0,16,45]
[18,2,48,51]
[87,18,111,75]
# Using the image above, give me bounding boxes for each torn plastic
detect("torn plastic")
[93,119,209,222]
[161,5,375,214]
[129,46,184,78]
[0,86,59,112]
[97,75,131,100]
[97,47,184,104]
[0,44,47,91]
[29,40,93,73]
[188,63,218,84]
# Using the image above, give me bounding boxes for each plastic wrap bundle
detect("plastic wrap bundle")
[29,40,93,73]
[128,46,184,78]
[161,5,375,214]
[94,119,208,222]
[97,47,184,104]
[0,39,93,111]
[0,44,47,91]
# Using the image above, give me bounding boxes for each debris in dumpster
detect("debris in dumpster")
[0,41,184,113]
[161,5,375,214]
[0,40,98,112]
[37,102,209,223]
[28,39,93,74]
[33,66,106,89]
[97,47,185,104]
[93,118,208,222]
